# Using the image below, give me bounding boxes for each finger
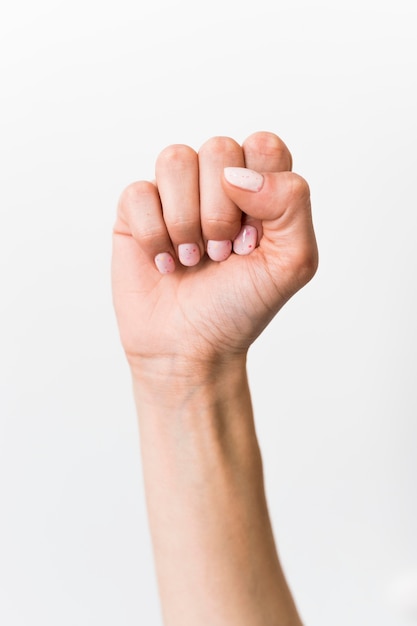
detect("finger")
[198,136,244,261]
[238,132,293,248]
[116,181,177,274]
[222,168,318,286]
[155,144,202,267]
[242,131,293,173]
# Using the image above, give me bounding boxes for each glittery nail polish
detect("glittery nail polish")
[178,243,200,267]
[207,240,232,262]
[154,252,175,274]
[233,225,257,255]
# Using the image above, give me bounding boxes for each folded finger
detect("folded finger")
[155,144,203,267]
[198,136,244,261]
[242,131,292,173]
[117,181,177,274]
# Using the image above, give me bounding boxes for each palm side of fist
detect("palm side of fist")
[112,131,318,371]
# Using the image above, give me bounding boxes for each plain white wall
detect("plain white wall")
[1,0,416,624]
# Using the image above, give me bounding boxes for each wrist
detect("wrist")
[130,353,257,453]
[130,352,248,407]
[132,351,262,502]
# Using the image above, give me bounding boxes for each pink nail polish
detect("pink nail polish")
[233,225,257,255]
[178,243,200,267]
[154,252,175,274]
[207,240,232,262]
[224,167,264,192]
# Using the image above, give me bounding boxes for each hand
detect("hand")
[111,132,318,373]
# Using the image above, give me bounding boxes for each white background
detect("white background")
[1,0,416,624]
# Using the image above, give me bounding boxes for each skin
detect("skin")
[112,131,318,625]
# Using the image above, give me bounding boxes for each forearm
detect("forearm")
[133,356,303,626]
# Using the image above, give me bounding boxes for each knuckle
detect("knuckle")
[288,173,311,203]
[205,212,239,230]
[292,238,319,285]
[118,180,155,222]
[137,226,164,247]
[120,180,155,205]
[156,144,196,171]
[199,136,241,159]
[203,213,241,240]
[168,214,196,230]
[243,131,293,170]
[246,131,291,159]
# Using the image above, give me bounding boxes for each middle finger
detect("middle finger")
[155,144,203,267]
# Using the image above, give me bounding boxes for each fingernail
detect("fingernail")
[178,243,200,267]
[207,240,232,262]
[233,225,257,255]
[154,252,175,274]
[224,167,264,192]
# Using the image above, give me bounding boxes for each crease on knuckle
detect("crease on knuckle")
[135,224,165,246]
[205,213,240,232]
[168,214,197,232]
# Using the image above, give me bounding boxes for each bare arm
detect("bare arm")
[112,132,318,625]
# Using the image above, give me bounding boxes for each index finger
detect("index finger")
[243,131,293,173]
[198,136,244,247]
[241,132,294,242]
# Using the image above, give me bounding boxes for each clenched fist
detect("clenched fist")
[112,131,318,373]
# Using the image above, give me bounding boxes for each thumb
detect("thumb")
[222,166,319,290]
